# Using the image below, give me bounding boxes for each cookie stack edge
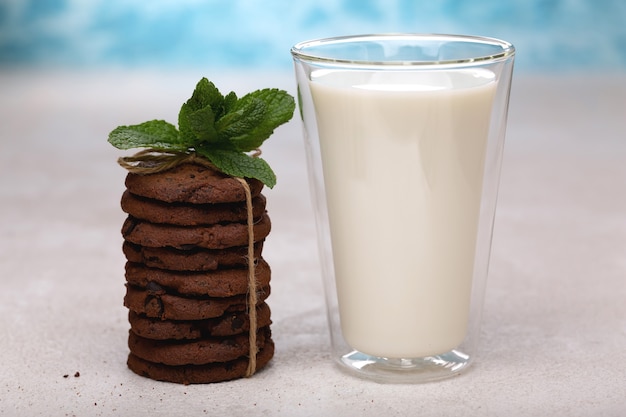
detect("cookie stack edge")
[118,163,274,384]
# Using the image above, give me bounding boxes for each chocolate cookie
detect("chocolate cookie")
[122,214,271,250]
[128,303,272,340]
[128,326,271,366]
[126,340,275,384]
[122,241,264,271]
[121,190,267,226]
[125,259,271,297]
[125,163,264,204]
[124,284,270,320]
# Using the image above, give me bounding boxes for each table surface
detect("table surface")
[1,70,625,417]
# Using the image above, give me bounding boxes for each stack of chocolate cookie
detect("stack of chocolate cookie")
[119,163,274,384]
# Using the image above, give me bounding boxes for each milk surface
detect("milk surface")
[310,69,496,358]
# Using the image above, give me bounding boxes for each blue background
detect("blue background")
[1,0,625,72]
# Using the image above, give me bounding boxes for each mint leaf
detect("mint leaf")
[224,89,295,151]
[109,77,295,188]
[223,91,238,114]
[186,78,225,115]
[108,120,183,151]
[178,102,196,144]
[216,97,266,142]
[197,148,277,188]
[178,78,225,145]
[253,88,296,127]
[186,106,219,143]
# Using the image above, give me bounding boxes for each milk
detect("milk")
[310,69,496,358]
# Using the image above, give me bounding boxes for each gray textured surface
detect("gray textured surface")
[1,71,624,416]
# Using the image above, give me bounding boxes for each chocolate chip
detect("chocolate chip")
[146,281,165,294]
[221,338,236,346]
[144,295,164,318]
[231,315,244,331]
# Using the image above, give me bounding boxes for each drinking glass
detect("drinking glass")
[291,34,515,382]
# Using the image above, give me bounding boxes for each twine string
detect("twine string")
[236,177,258,377]
[117,148,259,377]
[117,149,218,174]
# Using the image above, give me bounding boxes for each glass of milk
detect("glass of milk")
[291,34,515,382]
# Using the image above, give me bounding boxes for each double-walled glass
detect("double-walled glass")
[291,34,515,382]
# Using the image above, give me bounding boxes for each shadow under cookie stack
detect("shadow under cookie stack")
[119,162,274,384]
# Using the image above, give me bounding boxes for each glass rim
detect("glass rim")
[290,33,515,67]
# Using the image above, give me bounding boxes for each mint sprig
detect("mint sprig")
[108,77,295,188]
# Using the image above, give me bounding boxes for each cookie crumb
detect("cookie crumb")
[74,372,80,378]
